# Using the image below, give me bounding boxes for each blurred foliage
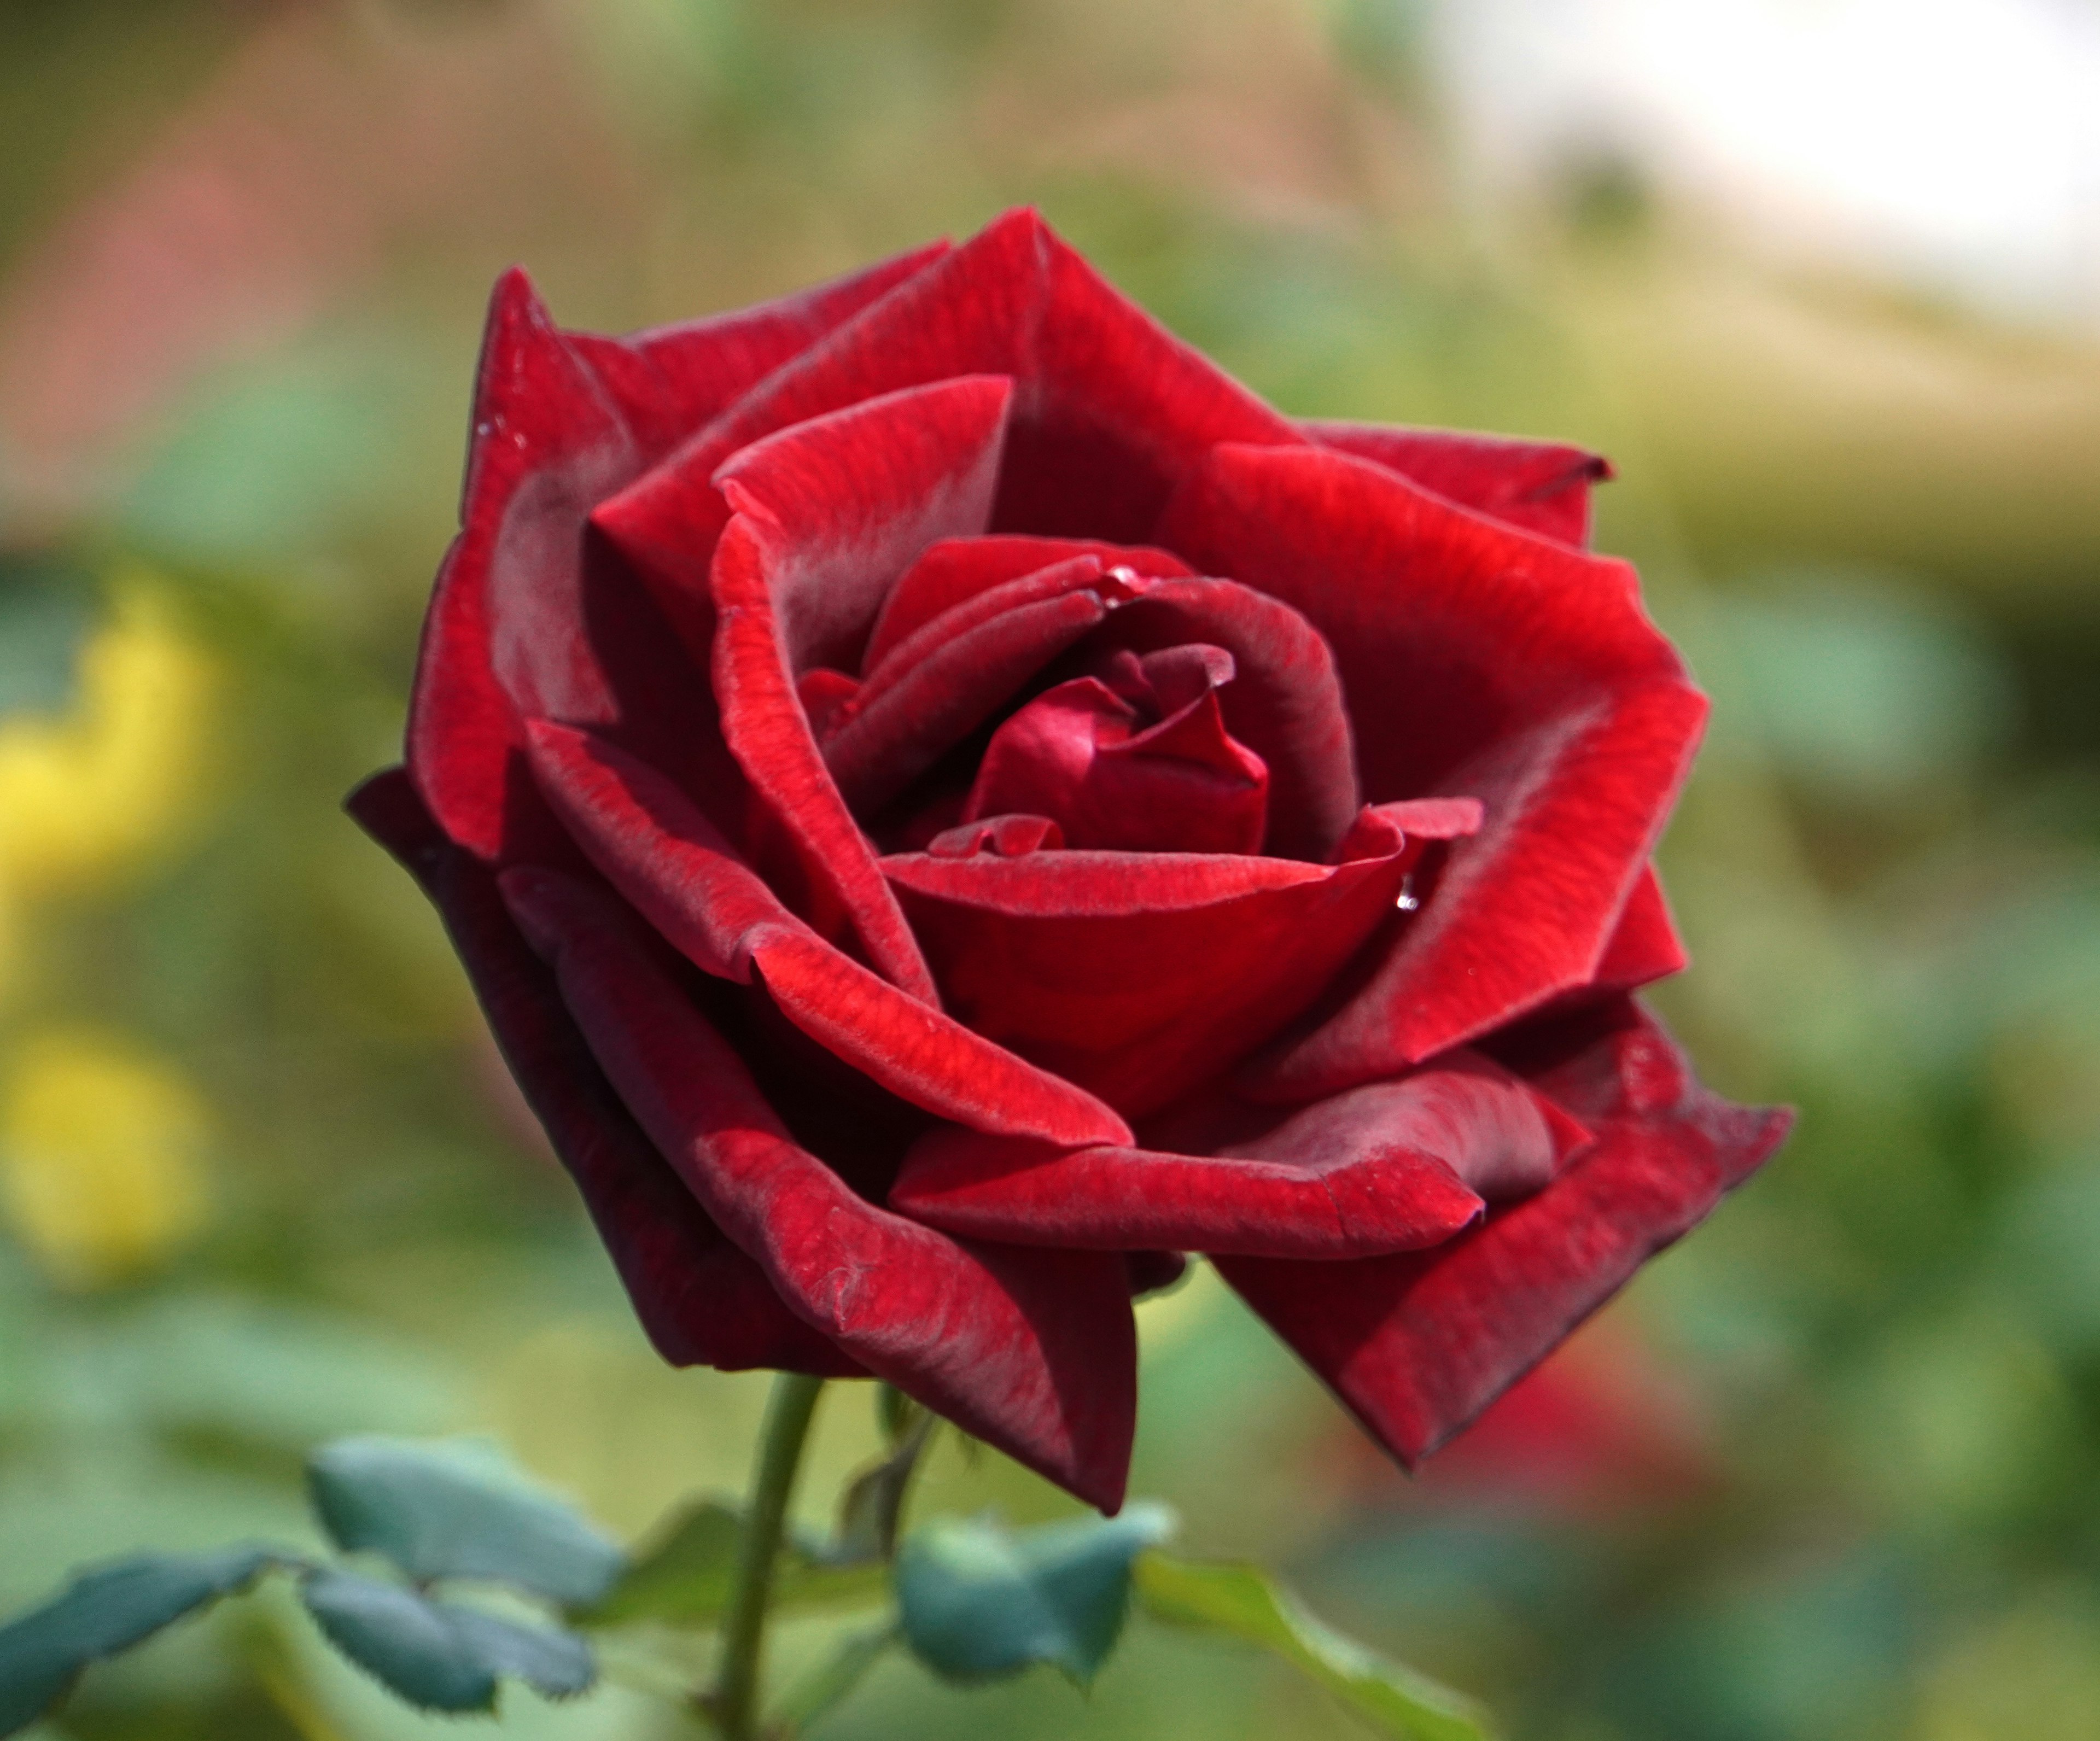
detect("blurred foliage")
[2,1,2099,1737]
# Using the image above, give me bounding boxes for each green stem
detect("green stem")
[711,1372,826,1740]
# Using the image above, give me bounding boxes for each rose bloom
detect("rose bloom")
[351,210,1789,1512]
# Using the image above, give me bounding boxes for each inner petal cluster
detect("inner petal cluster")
[962,644,1269,855]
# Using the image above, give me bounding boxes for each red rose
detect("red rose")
[350,209,1789,1513]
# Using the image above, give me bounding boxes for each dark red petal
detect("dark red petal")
[567,242,950,458]
[609,208,1302,554]
[961,667,1269,857]
[602,375,1018,998]
[409,261,903,866]
[1084,577,1360,863]
[1591,864,1689,992]
[346,769,855,1376]
[824,565,1121,818]
[1160,443,1706,1094]
[1299,419,1611,547]
[864,535,1193,671]
[1216,1003,1790,1465]
[503,864,1138,1511]
[880,836,1418,1119]
[523,720,1131,1149]
[928,814,1066,858]
[891,1049,1600,1258]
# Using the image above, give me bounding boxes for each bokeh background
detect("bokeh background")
[4,1,2100,1736]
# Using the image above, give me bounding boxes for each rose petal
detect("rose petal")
[1591,864,1689,992]
[824,560,1123,817]
[863,535,1193,671]
[602,375,1017,998]
[523,720,1133,1150]
[409,263,909,864]
[567,242,949,457]
[1159,443,1706,1094]
[1216,1001,1790,1465]
[1083,577,1361,863]
[503,864,1138,1512]
[891,1049,1597,1258]
[1299,419,1611,547]
[346,769,855,1376]
[960,666,1270,856]
[602,208,1302,564]
[880,832,1425,1119]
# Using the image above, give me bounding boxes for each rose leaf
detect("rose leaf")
[1133,1552,1495,1740]
[894,1503,1177,1686]
[0,1544,296,1737]
[299,1569,595,1712]
[305,1436,623,1608]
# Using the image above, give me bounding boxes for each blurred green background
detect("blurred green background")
[4,2,2100,1737]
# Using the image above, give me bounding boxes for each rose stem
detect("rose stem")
[711,1371,827,1739]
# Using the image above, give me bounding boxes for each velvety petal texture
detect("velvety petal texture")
[362,208,1787,1515]
[1218,1002,1792,1463]
[504,865,1136,1510]
[1159,443,1708,1096]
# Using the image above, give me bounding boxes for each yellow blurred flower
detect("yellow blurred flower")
[0,1026,212,1287]
[0,569,217,899]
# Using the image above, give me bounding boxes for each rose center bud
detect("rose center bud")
[959,644,1269,855]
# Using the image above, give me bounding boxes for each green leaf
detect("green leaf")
[1133,1553,1495,1741]
[895,1504,1176,1686]
[877,1383,926,1448]
[836,1406,937,1564]
[300,1569,595,1713]
[581,1500,739,1626]
[0,1544,291,1736]
[766,1620,897,1736]
[582,1499,884,1628]
[306,1436,624,1607]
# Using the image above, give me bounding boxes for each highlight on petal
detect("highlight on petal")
[502,863,1138,1511]
[1217,1001,1790,1467]
[346,769,854,1377]
[1161,442,1706,1094]
[1299,419,1612,547]
[895,1048,1577,1260]
[523,720,1131,1150]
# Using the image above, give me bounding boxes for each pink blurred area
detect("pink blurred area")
[0,2,635,524]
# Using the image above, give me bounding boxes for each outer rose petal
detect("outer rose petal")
[503,865,1138,1512]
[566,242,949,457]
[600,376,1017,999]
[407,258,926,864]
[1217,1001,1790,1465]
[603,207,1303,565]
[523,720,1131,1150]
[1300,419,1611,547]
[1159,442,1706,1095]
[895,1049,1584,1259]
[1590,864,1689,992]
[346,769,856,1376]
